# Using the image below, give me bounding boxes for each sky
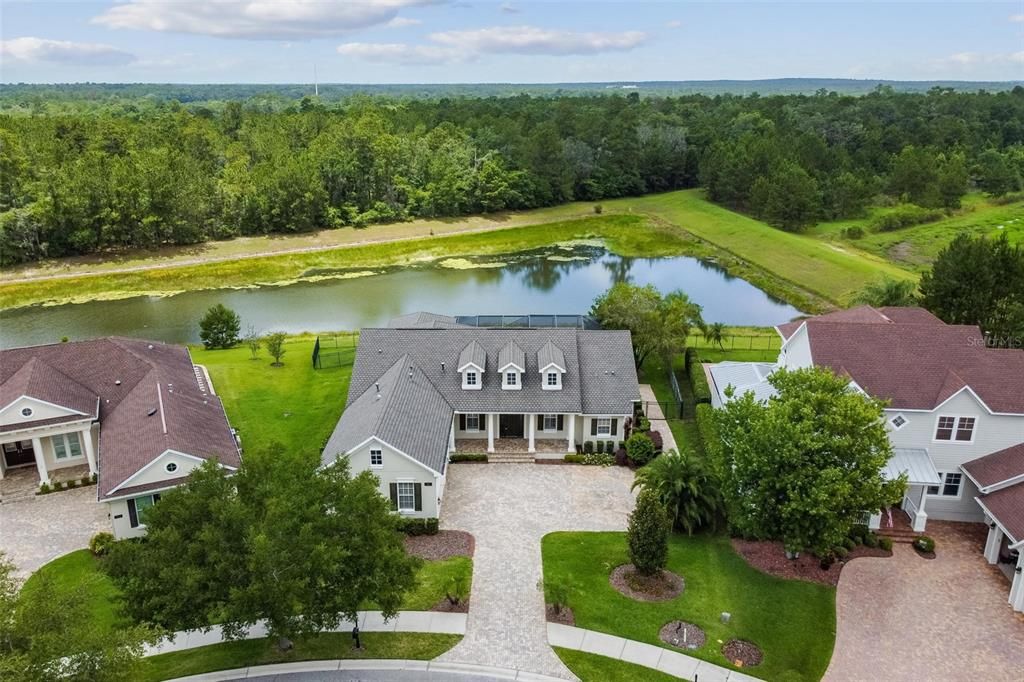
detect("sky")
[1,1,1022,84]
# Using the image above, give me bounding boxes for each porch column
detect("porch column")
[1011,551,1024,613]
[527,413,536,453]
[912,485,928,532]
[566,413,575,452]
[448,416,456,453]
[487,413,495,453]
[984,516,1003,564]
[31,436,48,486]
[81,426,97,475]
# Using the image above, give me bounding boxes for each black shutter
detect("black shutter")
[459,414,466,430]
[611,419,618,436]
[414,483,423,512]
[479,414,486,427]
[127,498,139,528]
[557,415,564,430]
[591,419,598,435]
[537,414,544,431]
[389,483,398,511]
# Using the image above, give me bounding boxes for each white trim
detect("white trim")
[538,362,566,374]
[107,450,218,496]
[103,482,187,504]
[395,480,417,513]
[931,414,977,445]
[369,448,384,470]
[498,361,525,373]
[0,417,94,439]
[961,465,1024,495]
[974,496,1021,546]
[456,361,484,373]
[0,394,91,418]
[334,436,442,476]
[889,413,909,431]
[926,470,964,500]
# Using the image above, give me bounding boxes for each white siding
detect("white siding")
[344,438,440,519]
[123,451,205,488]
[40,428,96,473]
[778,325,813,370]
[109,498,145,540]
[0,396,85,428]
[453,412,488,439]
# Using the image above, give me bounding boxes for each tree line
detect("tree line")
[2,86,1022,264]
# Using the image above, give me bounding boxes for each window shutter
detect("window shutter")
[557,415,564,430]
[590,419,598,436]
[611,419,618,436]
[479,414,486,426]
[389,483,398,511]
[414,483,423,512]
[537,414,544,431]
[127,498,139,528]
[459,414,466,430]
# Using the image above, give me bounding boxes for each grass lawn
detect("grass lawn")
[401,557,473,611]
[555,648,683,682]
[542,532,835,682]
[19,549,125,634]
[190,335,354,458]
[141,632,461,682]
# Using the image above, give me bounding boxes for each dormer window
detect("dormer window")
[546,372,560,388]
[458,340,486,390]
[505,371,518,387]
[538,341,565,391]
[498,340,525,391]
[465,371,477,387]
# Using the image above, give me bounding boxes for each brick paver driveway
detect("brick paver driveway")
[825,522,1024,682]
[437,463,636,680]
[0,487,109,577]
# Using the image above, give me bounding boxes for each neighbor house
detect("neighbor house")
[0,337,241,539]
[706,306,1024,612]
[322,313,640,518]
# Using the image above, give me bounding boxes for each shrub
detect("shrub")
[625,432,656,467]
[842,537,857,551]
[863,532,879,549]
[593,204,603,214]
[834,545,850,560]
[38,482,51,494]
[635,414,651,432]
[870,204,944,232]
[51,480,64,491]
[913,535,935,553]
[878,536,893,551]
[596,440,605,455]
[848,523,869,544]
[91,472,97,483]
[80,476,92,486]
[649,430,664,453]
[684,346,699,374]
[66,479,78,489]
[89,532,116,557]
[583,441,594,454]
[582,453,614,466]
[545,580,571,613]
[450,453,487,463]
[606,440,615,453]
[841,225,865,240]
[445,573,468,606]
[397,518,439,536]
[614,448,629,467]
[627,490,670,576]
[687,353,712,404]
[695,404,720,457]
[565,454,583,463]
[198,303,242,349]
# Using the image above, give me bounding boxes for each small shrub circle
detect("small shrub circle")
[722,639,764,667]
[659,621,705,650]
[609,564,684,602]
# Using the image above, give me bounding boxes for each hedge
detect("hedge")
[397,517,439,536]
[695,403,720,457]
[450,453,488,463]
[687,351,712,405]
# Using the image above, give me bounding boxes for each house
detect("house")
[0,337,241,539]
[322,313,640,518]
[706,306,1024,612]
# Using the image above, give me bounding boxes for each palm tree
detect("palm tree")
[632,449,721,535]
[703,322,726,350]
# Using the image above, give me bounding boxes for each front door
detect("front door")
[3,440,36,468]
[499,414,524,438]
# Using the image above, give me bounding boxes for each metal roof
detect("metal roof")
[457,341,487,372]
[497,340,526,372]
[537,341,566,372]
[883,448,941,486]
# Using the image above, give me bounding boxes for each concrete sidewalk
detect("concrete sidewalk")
[167,659,567,682]
[145,611,468,657]
[547,623,762,682]
[638,384,679,453]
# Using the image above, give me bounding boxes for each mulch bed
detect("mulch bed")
[659,621,705,650]
[731,538,891,587]
[722,639,763,667]
[404,530,475,561]
[546,604,575,626]
[609,564,684,602]
[912,546,936,560]
[431,596,470,613]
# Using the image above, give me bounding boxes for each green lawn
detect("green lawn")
[400,557,473,611]
[555,648,684,682]
[20,549,125,634]
[542,532,835,682]
[190,335,355,458]
[141,632,461,682]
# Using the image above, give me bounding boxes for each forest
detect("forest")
[1,86,1023,265]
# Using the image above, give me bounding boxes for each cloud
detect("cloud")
[92,0,436,40]
[665,20,682,28]
[1010,13,1024,23]
[929,51,1024,71]
[500,2,520,13]
[0,37,136,65]
[385,16,422,28]
[336,42,463,65]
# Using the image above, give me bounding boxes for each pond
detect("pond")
[0,245,801,348]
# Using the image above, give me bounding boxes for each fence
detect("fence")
[454,314,600,329]
[312,333,357,369]
[686,332,782,362]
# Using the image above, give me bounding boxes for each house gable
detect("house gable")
[339,436,441,477]
[0,395,91,428]
[106,449,236,497]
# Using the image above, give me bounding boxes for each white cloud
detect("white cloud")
[929,51,1024,71]
[1010,13,1024,23]
[500,2,520,13]
[336,42,463,65]
[385,16,422,28]
[0,37,136,65]
[92,0,437,40]
[665,20,682,29]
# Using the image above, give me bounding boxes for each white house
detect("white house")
[706,305,1024,612]
[321,314,641,518]
[1,337,241,539]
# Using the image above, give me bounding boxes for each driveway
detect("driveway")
[825,522,1024,682]
[437,463,636,680]
[0,487,109,577]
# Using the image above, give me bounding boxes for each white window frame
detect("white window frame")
[503,371,520,390]
[464,371,477,388]
[933,415,975,444]
[543,414,558,432]
[465,414,480,431]
[51,432,84,461]
[130,493,161,529]
[596,418,612,436]
[370,449,383,469]
[926,471,963,499]
[889,413,908,431]
[953,416,976,443]
[397,481,416,513]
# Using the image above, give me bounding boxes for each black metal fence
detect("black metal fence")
[454,314,600,329]
[312,334,356,369]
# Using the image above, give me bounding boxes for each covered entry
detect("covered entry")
[499,414,524,438]
[871,448,941,532]
[2,440,36,469]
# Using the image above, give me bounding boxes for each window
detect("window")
[506,371,517,386]
[52,433,83,460]
[465,414,480,431]
[596,418,612,436]
[890,414,907,430]
[370,449,383,468]
[547,372,558,387]
[543,414,558,431]
[465,371,477,386]
[165,462,178,473]
[128,493,161,528]
[927,472,962,497]
[397,482,416,512]
[934,416,956,440]
[935,416,976,442]
[20,407,32,417]
[955,417,975,442]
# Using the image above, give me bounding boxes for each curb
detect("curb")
[164,658,570,681]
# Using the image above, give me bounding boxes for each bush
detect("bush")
[834,545,850,560]
[848,523,869,544]
[614,448,629,467]
[878,536,893,551]
[635,414,651,432]
[684,346,699,374]
[863,532,879,549]
[593,204,603,214]
[450,453,488,463]
[649,430,664,453]
[606,440,615,453]
[582,453,614,466]
[199,303,242,349]
[687,352,712,404]
[596,440,605,454]
[38,482,51,494]
[89,532,116,557]
[842,537,857,551]
[870,204,944,232]
[545,580,571,613]
[66,479,78,489]
[627,490,670,576]
[841,225,865,239]
[80,476,92,486]
[51,480,64,491]
[445,572,469,606]
[695,404,720,456]
[913,535,935,553]
[397,518,439,536]
[625,432,656,467]
[583,441,594,454]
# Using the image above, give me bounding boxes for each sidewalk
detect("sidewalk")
[145,611,468,657]
[166,658,570,681]
[638,384,679,453]
[547,623,762,682]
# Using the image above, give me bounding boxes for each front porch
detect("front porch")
[0,463,92,503]
[0,424,98,490]
[455,438,569,455]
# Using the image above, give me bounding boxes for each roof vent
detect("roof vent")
[408,365,413,378]
[378,348,383,354]
[441,362,445,372]
[375,382,380,392]
[115,379,121,386]
[147,407,158,417]
[148,344,154,350]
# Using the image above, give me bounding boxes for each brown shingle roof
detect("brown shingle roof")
[0,337,239,501]
[962,443,1024,490]
[977,482,1024,545]
[1,357,99,417]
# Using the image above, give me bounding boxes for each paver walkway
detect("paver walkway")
[436,464,636,680]
[825,522,1024,681]
[639,384,679,453]
[548,623,760,682]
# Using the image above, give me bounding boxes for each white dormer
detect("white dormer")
[457,341,486,390]
[498,340,525,391]
[537,340,566,391]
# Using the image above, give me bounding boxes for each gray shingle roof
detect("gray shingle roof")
[322,356,452,474]
[387,312,468,329]
[497,340,526,372]
[537,341,566,372]
[458,341,487,371]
